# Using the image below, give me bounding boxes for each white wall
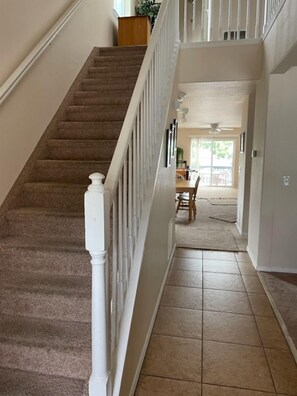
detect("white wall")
[257,68,297,273]
[248,0,297,271]
[237,93,255,235]
[119,76,177,396]
[178,40,263,83]
[0,0,114,206]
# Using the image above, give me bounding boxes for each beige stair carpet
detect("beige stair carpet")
[0,45,146,394]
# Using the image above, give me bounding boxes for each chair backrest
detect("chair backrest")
[176,172,185,180]
[193,176,201,200]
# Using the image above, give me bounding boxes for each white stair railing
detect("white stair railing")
[181,0,267,43]
[84,1,180,395]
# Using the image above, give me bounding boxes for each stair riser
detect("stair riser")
[88,65,140,74]
[0,290,90,323]
[7,216,84,239]
[0,248,90,276]
[74,96,130,106]
[65,111,126,122]
[20,190,84,211]
[48,144,116,161]
[87,73,138,81]
[98,47,146,56]
[32,163,110,183]
[0,343,90,379]
[81,82,135,91]
[94,55,144,64]
[58,127,121,140]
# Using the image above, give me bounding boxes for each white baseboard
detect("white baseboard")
[246,245,257,269]
[258,272,297,363]
[129,243,176,396]
[257,265,297,274]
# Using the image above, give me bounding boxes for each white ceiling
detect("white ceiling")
[178,81,256,129]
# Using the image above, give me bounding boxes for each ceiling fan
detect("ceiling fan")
[209,123,234,135]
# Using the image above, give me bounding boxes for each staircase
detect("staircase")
[0,45,146,395]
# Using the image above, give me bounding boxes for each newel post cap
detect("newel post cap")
[88,173,105,193]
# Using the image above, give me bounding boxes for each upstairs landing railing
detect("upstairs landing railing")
[180,0,285,44]
[84,1,180,395]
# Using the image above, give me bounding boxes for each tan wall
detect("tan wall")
[0,0,74,85]
[0,0,114,206]
[177,127,240,188]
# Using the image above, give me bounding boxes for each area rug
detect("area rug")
[208,198,237,206]
[175,227,238,251]
[175,198,247,252]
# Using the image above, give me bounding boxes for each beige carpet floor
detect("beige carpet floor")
[175,191,247,252]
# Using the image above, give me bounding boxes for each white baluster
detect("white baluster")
[85,173,111,396]
[218,0,223,40]
[237,0,242,39]
[246,0,250,39]
[183,0,188,43]
[255,0,260,38]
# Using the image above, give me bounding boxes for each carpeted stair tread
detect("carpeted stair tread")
[32,159,111,183]
[94,54,144,66]
[6,208,84,239]
[74,91,131,105]
[0,367,87,396]
[0,270,90,298]
[0,235,85,251]
[7,206,83,217]
[47,139,117,161]
[0,314,90,379]
[65,105,127,122]
[98,45,146,56]
[81,80,136,91]
[20,182,86,210]
[88,65,141,74]
[0,236,89,276]
[86,73,138,82]
[0,271,90,322]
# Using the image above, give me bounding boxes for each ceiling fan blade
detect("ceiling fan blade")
[221,128,234,131]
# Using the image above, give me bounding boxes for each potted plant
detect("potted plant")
[176,147,184,168]
[135,0,161,28]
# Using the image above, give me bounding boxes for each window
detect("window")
[191,138,235,187]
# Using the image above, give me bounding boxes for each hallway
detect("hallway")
[135,248,297,395]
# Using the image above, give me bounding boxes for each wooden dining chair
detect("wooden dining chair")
[176,176,201,220]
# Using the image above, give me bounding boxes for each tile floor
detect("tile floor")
[135,248,297,396]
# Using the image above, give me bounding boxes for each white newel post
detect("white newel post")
[85,173,111,396]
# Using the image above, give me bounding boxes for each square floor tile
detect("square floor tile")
[141,334,201,382]
[202,384,276,396]
[235,252,252,263]
[203,311,261,346]
[203,260,240,274]
[238,261,257,275]
[160,286,202,310]
[172,257,202,272]
[135,375,201,395]
[242,275,265,294]
[203,273,245,292]
[175,248,202,259]
[204,289,252,315]
[203,251,236,261]
[248,294,275,317]
[166,269,202,288]
[203,340,274,392]
[153,306,202,339]
[265,348,297,395]
[255,316,288,350]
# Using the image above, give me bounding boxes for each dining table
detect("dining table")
[176,179,196,221]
